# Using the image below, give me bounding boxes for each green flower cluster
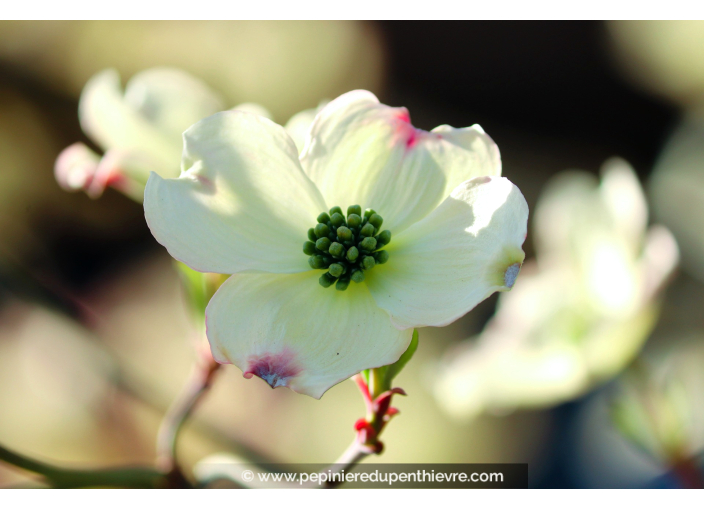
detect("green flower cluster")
[304,205,391,290]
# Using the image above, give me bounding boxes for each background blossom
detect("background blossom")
[434,159,678,418]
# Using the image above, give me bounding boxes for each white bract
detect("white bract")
[282,100,328,153]
[55,68,226,201]
[435,159,679,418]
[144,90,529,399]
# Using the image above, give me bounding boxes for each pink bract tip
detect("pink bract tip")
[243,348,301,389]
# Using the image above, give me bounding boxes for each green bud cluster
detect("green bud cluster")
[303,205,391,290]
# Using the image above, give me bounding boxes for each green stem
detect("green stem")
[0,444,163,488]
[0,444,52,476]
[367,367,386,401]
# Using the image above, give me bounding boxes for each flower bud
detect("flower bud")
[331,212,345,228]
[337,226,354,242]
[347,205,362,217]
[329,242,345,258]
[308,255,325,269]
[351,269,365,283]
[319,272,336,288]
[347,213,362,229]
[329,263,345,277]
[314,223,330,238]
[369,213,383,230]
[360,223,376,237]
[362,255,376,270]
[346,246,359,262]
[316,237,332,252]
[360,237,377,251]
[375,230,391,246]
[374,250,390,264]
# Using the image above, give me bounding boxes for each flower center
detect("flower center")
[303,205,391,291]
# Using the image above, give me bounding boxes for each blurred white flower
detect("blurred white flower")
[435,159,679,419]
[55,68,226,201]
[569,335,704,488]
[610,336,704,465]
[144,90,528,399]
[54,68,331,203]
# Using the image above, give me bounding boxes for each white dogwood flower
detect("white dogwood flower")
[144,90,529,398]
[435,159,679,418]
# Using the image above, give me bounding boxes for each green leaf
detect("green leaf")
[382,329,419,388]
[174,261,229,329]
[175,261,208,319]
[361,369,370,385]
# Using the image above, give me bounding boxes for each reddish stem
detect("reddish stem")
[349,373,405,455]
[156,350,221,486]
